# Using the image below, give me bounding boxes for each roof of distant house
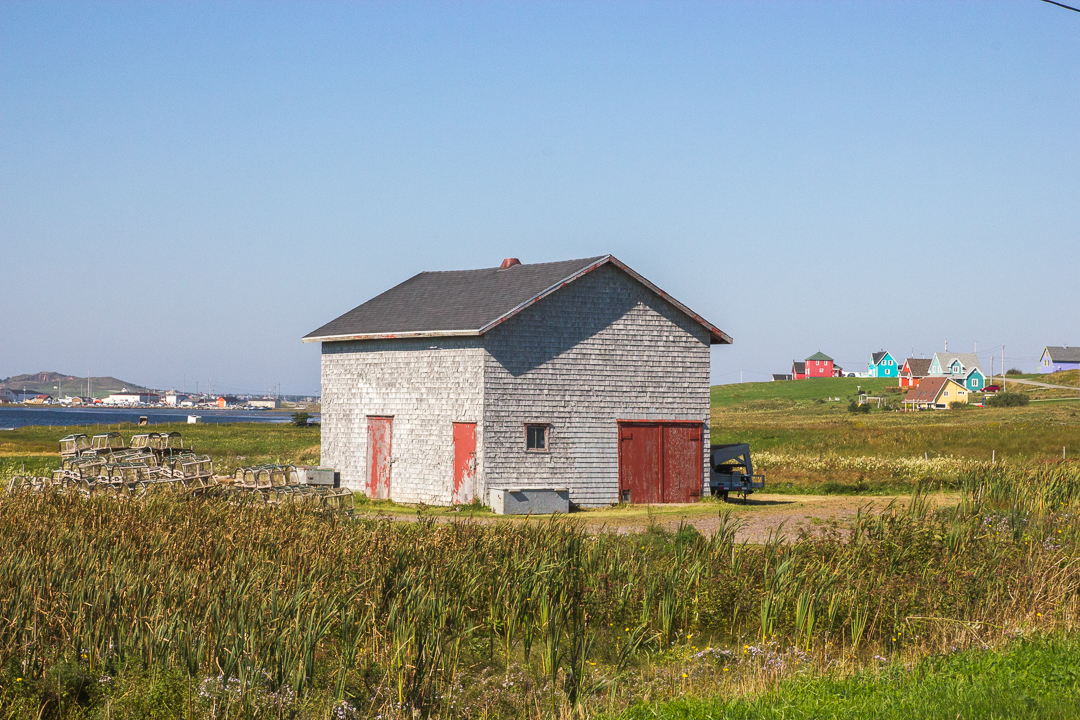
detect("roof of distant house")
[933,352,982,374]
[904,376,953,403]
[904,358,933,377]
[772,373,793,381]
[303,255,731,345]
[792,361,806,373]
[871,351,892,364]
[805,352,833,362]
[1044,346,1080,363]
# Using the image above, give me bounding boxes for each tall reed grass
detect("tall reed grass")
[1,461,1078,718]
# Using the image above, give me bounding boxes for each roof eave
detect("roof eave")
[302,329,482,344]
[305,254,733,346]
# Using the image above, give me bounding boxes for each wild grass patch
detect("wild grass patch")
[0,459,1078,718]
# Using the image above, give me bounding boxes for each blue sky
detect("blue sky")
[2,1,1077,395]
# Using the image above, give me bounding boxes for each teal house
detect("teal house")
[868,351,898,378]
[962,367,986,392]
[928,353,985,392]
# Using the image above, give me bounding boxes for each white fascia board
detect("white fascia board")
[302,329,482,343]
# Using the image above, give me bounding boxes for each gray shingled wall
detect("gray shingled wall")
[320,338,485,503]
[318,263,712,508]
[482,263,711,507]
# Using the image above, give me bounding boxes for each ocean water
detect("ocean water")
[0,406,318,429]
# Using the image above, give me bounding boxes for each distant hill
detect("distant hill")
[0,371,152,399]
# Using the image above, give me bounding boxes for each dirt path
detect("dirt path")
[355,493,960,544]
[1005,378,1077,391]
[577,494,934,543]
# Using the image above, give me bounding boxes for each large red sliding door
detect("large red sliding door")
[367,416,392,500]
[452,422,477,505]
[618,422,703,503]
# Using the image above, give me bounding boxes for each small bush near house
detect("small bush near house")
[986,392,1031,408]
[290,411,310,427]
[1005,368,1023,376]
[948,401,967,410]
[847,400,870,414]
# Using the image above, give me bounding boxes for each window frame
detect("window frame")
[524,423,550,453]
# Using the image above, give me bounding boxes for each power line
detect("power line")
[1042,0,1080,12]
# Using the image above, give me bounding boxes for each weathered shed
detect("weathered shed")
[303,255,730,508]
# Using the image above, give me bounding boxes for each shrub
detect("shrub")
[1005,368,1023,376]
[948,401,967,410]
[290,411,310,427]
[986,392,1030,408]
[848,400,870,414]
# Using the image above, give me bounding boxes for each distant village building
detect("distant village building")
[304,255,730,508]
[772,373,793,381]
[102,392,161,405]
[928,353,985,392]
[1039,346,1080,374]
[249,398,281,409]
[899,358,932,388]
[164,391,189,406]
[793,352,839,379]
[216,396,240,408]
[903,376,969,410]
[867,351,898,378]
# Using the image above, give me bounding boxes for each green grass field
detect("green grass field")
[611,634,1080,720]
[2,385,1080,719]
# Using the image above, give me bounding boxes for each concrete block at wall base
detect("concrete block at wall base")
[489,487,570,515]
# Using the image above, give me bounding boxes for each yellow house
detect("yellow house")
[902,376,968,410]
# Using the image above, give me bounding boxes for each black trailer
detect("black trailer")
[709,443,765,502]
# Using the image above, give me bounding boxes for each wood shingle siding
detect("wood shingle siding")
[309,256,724,508]
[320,338,485,503]
[482,264,710,507]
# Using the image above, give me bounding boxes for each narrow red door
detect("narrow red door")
[452,422,477,504]
[662,424,703,502]
[367,416,392,500]
[619,423,661,503]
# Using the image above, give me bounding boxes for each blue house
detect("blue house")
[1040,346,1080,374]
[868,351,898,378]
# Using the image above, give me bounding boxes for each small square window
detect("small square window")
[525,424,548,451]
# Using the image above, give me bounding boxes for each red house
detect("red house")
[802,352,835,378]
[899,358,932,388]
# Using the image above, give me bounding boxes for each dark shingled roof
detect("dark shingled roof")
[871,351,891,365]
[792,361,806,373]
[1044,346,1080,363]
[904,358,932,377]
[304,255,731,344]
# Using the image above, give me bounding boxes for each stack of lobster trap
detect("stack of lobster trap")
[6,431,353,512]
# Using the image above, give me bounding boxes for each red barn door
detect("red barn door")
[367,416,392,500]
[619,424,661,503]
[619,421,703,503]
[452,422,477,504]
[662,424,703,503]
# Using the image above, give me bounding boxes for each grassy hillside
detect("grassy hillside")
[712,378,1080,493]
[711,377,897,408]
[0,371,151,399]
